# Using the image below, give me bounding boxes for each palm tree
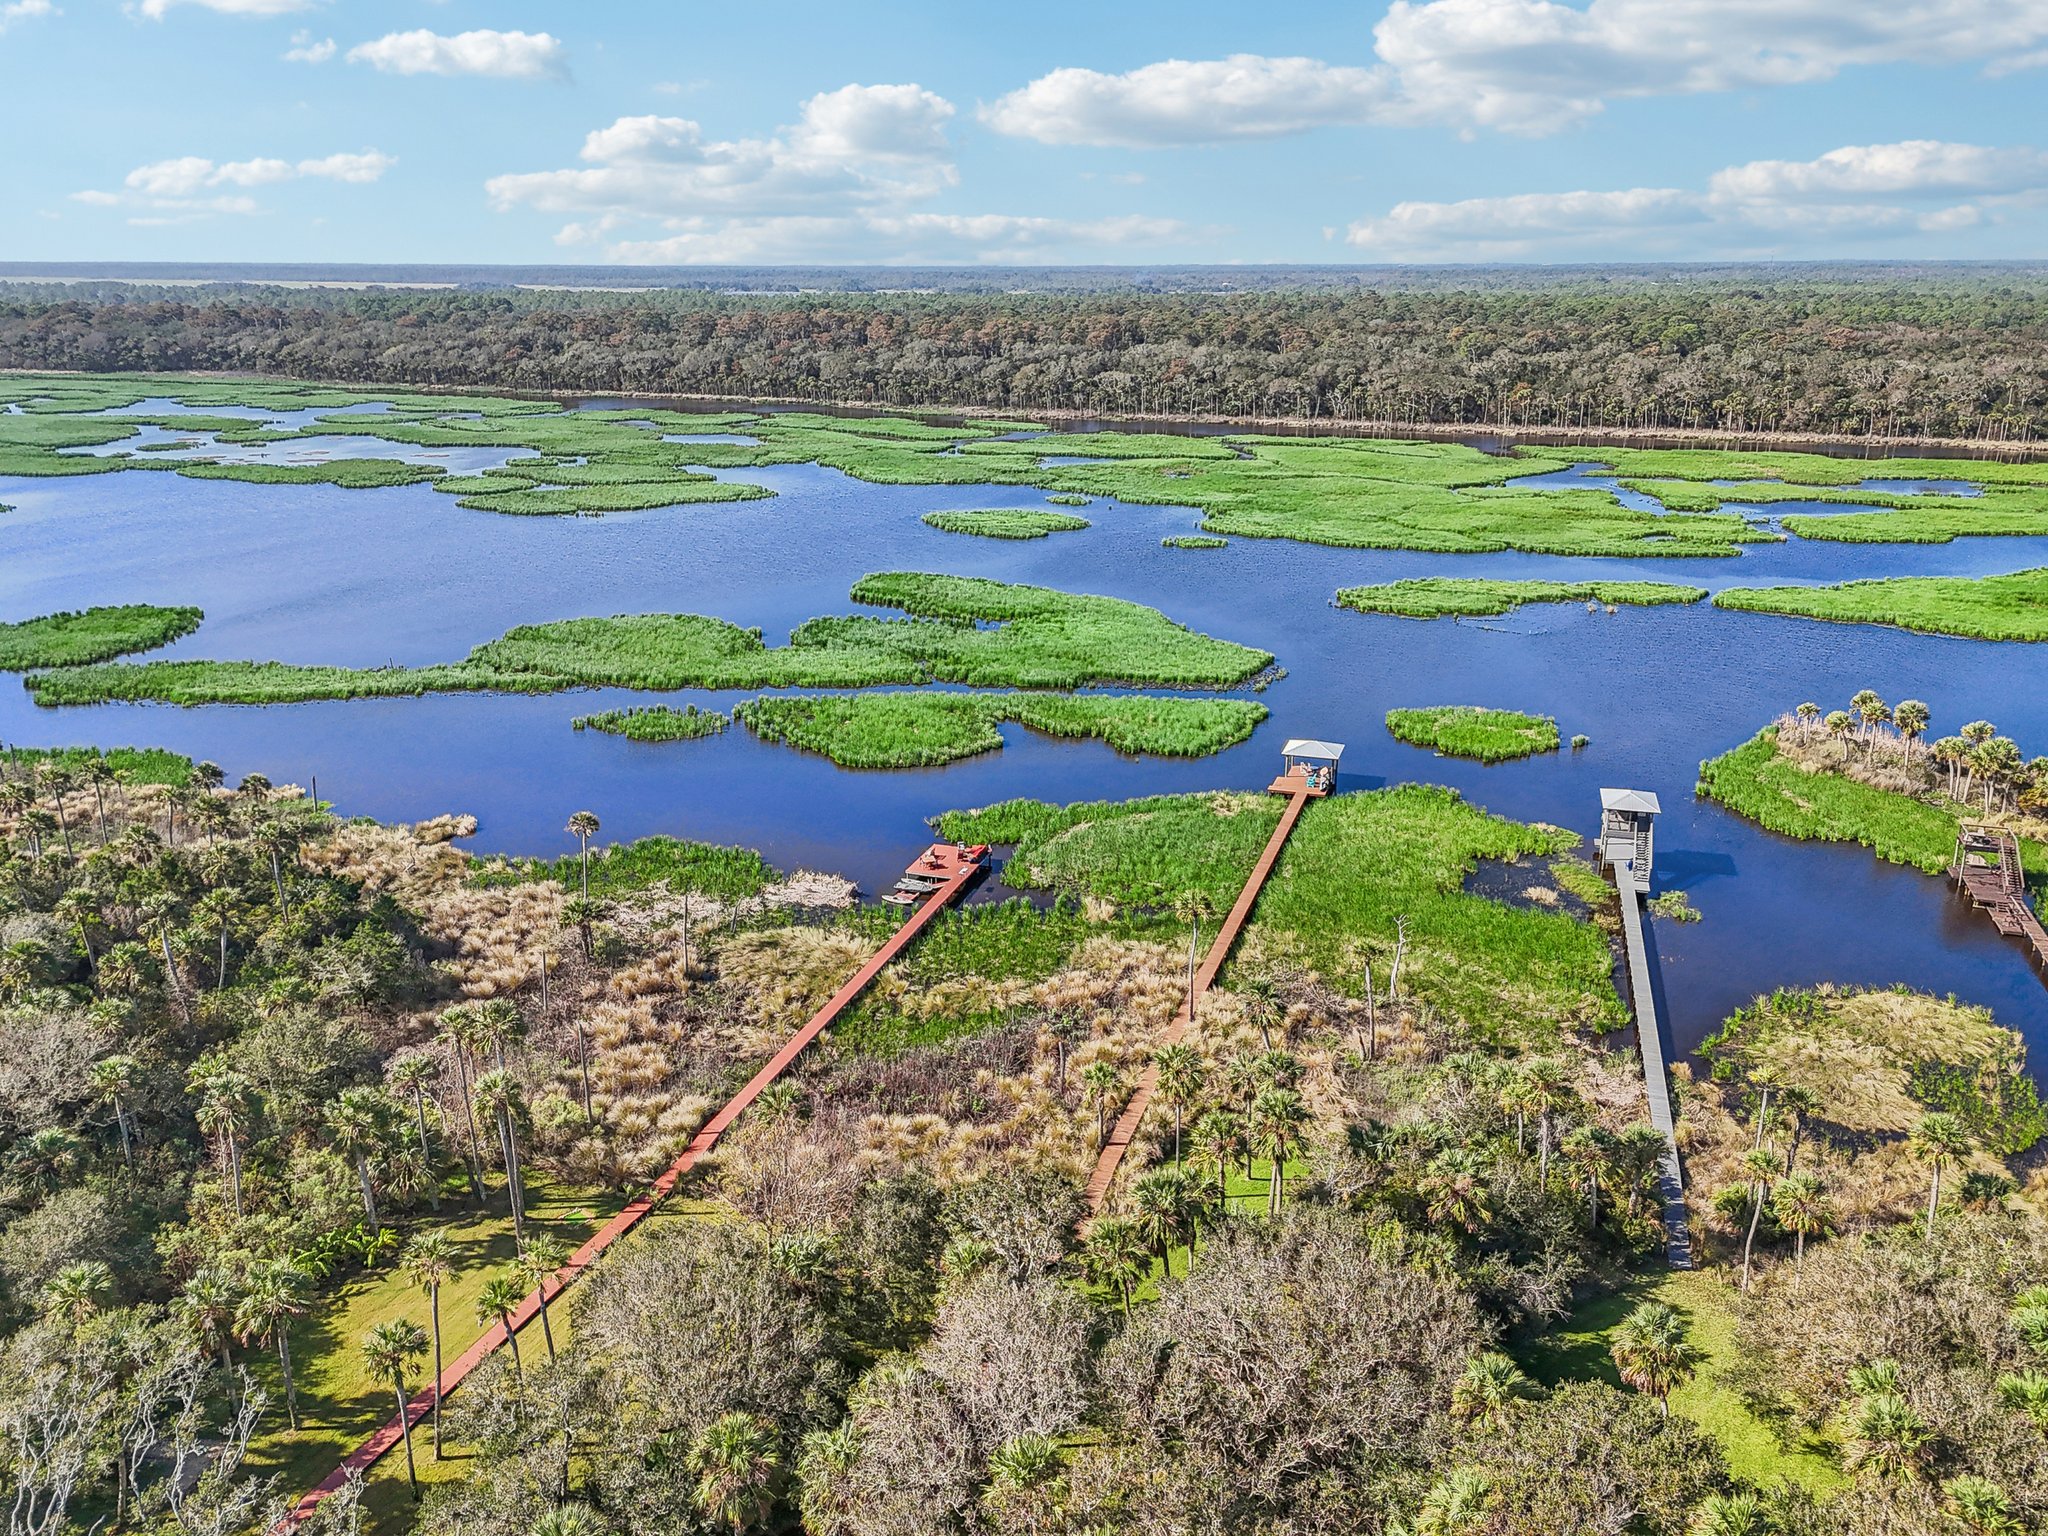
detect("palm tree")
[1250,1086,1307,1215]
[1559,1125,1611,1229]
[437,1004,490,1205]
[55,889,101,969]
[1240,976,1282,1050]
[1194,1108,1245,1209]
[516,1234,570,1366]
[1041,1008,1084,1096]
[43,1261,111,1328]
[139,891,189,1022]
[388,1054,442,1211]
[1611,1124,1667,1221]
[1081,1217,1150,1317]
[1519,1058,1570,1185]
[1778,1085,1819,1174]
[474,1069,529,1239]
[1688,1492,1766,1536]
[566,810,601,899]
[363,1319,431,1497]
[561,896,603,964]
[237,1260,312,1430]
[192,887,243,989]
[1406,1468,1493,1536]
[472,996,526,1071]
[1609,1301,1697,1417]
[532,1506,604,1536]
[326,1086,397,1236]
[1893,699,1930,762]
[476,1272,528,1388]
[89,1054,138,1167]
[689,1411,780,1534]
[9,1126,80,1195]
[1793,700,1820,743]
[1152,1044,1203,1166]
[1080,1060,1122,1148]
[190,1061,255,1217]
[1909,1112,1971,1240]
[179,1263,240,1369]
[1131,1167,1198,1277]
[1170,889,1217,1020]
[1770,1173,1831,1273]
[1942,1475,2024,1536]
[1450,1352,1538,1430]
[2009,1285,2048,1359]
[1423,1149,1490,1233]
[1737,1145,1779,1294]
[1846,1391,1931,1482]
[402,1230,457,1458]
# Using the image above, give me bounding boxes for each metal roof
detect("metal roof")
[1281,738,1346,761]
[1600,787,1663,814]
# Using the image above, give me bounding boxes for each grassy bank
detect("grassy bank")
[734,691,1267,768]
[571,704,730,741]
[940,785,1619,1038]
[920,509,1090,539]
[1385,705,1561,762]
[469,834,775,900]
[1712,567,2048,641]
[1696,728,2047,886]
[0,603,202,668]
[26,574,1272,706]
[1337,578,1707,619]
[1,743,193,785]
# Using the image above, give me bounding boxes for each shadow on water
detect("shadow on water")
[3,411,2047,1063]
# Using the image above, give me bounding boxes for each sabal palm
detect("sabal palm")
[43,1261,111,1327]
[363,1319,431,1496]
[1909,1112,1971,1239]
[1081,1217,1150,1317]
[1250,1086,1306,1215]
[1609,1302,1697,1416]
[1409,1468,1492,1536]
[516,1233,570,1365]
[1737,1145,1778,1294]
[1450,1352,1537,1430]
[566,810,600,899]
[1770,1173,1831,1272]
[1423,1149,1490,1234]
[476,1272,528,1386]
[1152,1044,1203,1165]
[190,1061,255,1216]
[326,1087,396,1235]
[1995,1367,2048,1436]
[402,1230,457,1457]
[88,1054,138,1166]
[1194,1109,1245,1208]
[473,1069,529,1237]
[1518,1057,1570,1184]
[532,1506,604,1536]
[1943,1474,2024,1535]
[1079,1060,1122,1147]
[237,1261,312,1430]
[1688,1492,1766,1536]
[1846,1392,1931,1482]
[690,1411,781,1534]
[388,1054,442,1211]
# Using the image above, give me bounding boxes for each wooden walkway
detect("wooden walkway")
[1082,774,1318,1210]
[279,844,987,1529]
[1953,825,2048,970]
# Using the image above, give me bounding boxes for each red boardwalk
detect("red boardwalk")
[1953,824,2048,970]
[279,844,988,1529]
[1081,773,1320,1211]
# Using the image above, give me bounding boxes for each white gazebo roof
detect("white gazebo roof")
[1600,787,1663,815]
[1281,738,1346,761]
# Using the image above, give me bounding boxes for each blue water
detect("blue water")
[3,419,2045,1058]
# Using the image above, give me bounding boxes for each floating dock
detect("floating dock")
[281,841,988,1528]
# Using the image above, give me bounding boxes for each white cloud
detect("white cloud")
[283,30,334,63]
[985,1,2048,146]
[487,85,959,222]
[980,54,1392,146]
[138,0,312,17]
[77,148,393,220]
[346,28,567,80]
[1344,138,2048,256]
[493,85,1193,264]
[0,0,58,35]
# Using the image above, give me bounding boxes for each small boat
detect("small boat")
[881,842,990,906]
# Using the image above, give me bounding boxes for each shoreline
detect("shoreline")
[6,365,2047,462]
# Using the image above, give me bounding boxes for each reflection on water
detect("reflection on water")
[3,418,2046,1061]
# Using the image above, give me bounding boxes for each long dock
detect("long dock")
[281,842,987,1528]
[1082,771,1320,1210]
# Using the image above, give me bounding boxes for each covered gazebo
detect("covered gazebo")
[1275,738,1344,796]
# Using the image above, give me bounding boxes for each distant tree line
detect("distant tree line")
[5,272,2048,440]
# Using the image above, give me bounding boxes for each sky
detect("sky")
[7,0,2048,267]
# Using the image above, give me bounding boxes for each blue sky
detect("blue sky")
[8,0,2048,266]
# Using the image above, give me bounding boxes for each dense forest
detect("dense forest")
[5,270,2048,440]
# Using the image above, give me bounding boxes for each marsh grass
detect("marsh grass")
[920,509,1091,539]
[471,834,774,901]
[174,460,444,489]
[734,692,1267,768]
[1,744,192,786]
[0,604,202,668]
[453,481,772,516]
[1163,536,1228,549]
[571,704,730,741]
[1385,706,1561,762]
[1337,578,1707,619]
[1712,567,2048,641]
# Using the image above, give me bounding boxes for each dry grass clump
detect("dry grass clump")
[718,926,885,1034]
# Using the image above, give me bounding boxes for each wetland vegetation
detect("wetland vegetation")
[920,508,1091,539]
[570,704,730,742]
[1338,577,1707,620]
[0,603,201,668]
[1385,705,1563,762]
[1713,567,2048,641]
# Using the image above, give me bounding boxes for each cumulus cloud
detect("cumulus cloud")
[0,0,58,35]
[346,28,567,79]
[985,1,2048,146]
[494,85,1193,264]
[1344,138,2044,256]
[283,30,334,63]
[75,148,393,222]
[980,55,1393,146]
[487,85,960,221]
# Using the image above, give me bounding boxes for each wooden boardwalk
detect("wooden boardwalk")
[1610,870,1692,1268]
[1082,774,1318,1210]
[1953,825,2048,971]
[279,844,987,1529]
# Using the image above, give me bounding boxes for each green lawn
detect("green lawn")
[1516,1269,1842,1494]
